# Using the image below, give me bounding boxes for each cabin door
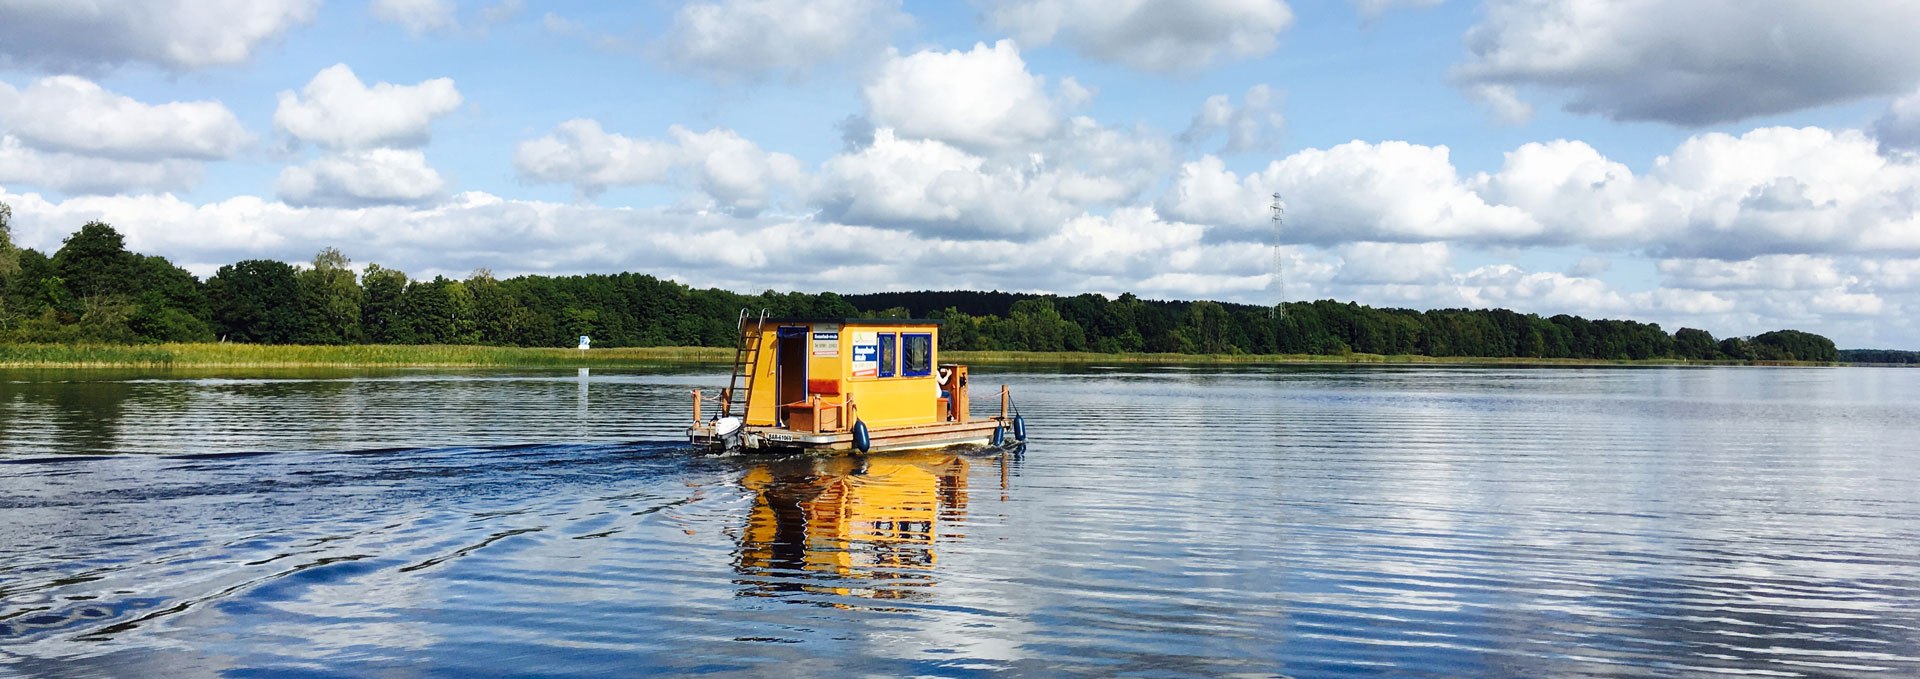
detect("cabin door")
[775,326,808,410]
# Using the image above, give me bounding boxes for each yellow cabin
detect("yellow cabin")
[689,314,1023,453]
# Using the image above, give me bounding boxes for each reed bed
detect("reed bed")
[0,343,732,368]
[947,350,1775,367]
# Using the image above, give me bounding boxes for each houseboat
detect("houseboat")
[688,312,1025,454]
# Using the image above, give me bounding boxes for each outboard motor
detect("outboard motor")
[690,415,745,452]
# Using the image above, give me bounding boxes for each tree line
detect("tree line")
[0,215,1861,362]
[863,294,1839,362]
[1836,349,1920,364]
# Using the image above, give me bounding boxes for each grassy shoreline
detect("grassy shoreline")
[0,343,733,368]
[950,350,1847,367]
[0,342,1853,369]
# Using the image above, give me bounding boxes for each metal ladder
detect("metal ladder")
[722,309,768,418]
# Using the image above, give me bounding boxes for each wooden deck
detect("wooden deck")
[747,418,1004,453]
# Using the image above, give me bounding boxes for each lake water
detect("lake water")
[2,365,1918,677]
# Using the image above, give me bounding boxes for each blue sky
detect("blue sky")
[3,0,1919,348]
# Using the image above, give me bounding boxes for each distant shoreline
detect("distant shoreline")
[0,343,1875,369]
[948,350,1849,368]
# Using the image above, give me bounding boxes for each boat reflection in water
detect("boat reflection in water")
[733,451,979,603]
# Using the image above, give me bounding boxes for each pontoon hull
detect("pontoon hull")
[691,418,1009,454]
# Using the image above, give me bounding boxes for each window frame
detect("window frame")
[877,333,897,378]
[902,332,934,377]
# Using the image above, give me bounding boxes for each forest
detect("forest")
[0,214,1870,363]
[1836,349,1920,364]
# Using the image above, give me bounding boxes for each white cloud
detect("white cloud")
[1809,290,1885,317]
[1336,242,1451,284]
[1046,117,1174,199]
[274,64,463,150]
[1027,129,1164,220]
[1180,84,1285,154]
[674,127,808,215]
[1647,254,1906,326]
[1155,156,1270,229]
[0,76,245,194]
[514,119,680,188]
[1155,126,1920,277]
[372,0,458,36]
[1481,127,1920,258]
[1855,259,1920,293]
[812,125,1167,240]
[813,128,1075,238]
[662,0,908,79]
[277,149,447,207]
[1652,288,1741,317]
[1454,265,1630,316]
[0,76,250,161]
[0,0,317,71]
[1454,0,1920,125]
[0,136,199,195]
[1464,83,1533,125]
[1018,207,1287,299]
[1657,255,1845,291]
[864,40,1061,151]
[513,120,803,215]
[985,0,1294,72]
[1025,207,1208,286]
[1471,139,1651,247]
[1875,87,1920,154]
[1158,146,1537,244]
[821,38,1169,236]
[1158,127,1920,259]
[1056,76,1096,109]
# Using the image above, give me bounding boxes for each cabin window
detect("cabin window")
[878,333,897,378]
[903,333,933,376]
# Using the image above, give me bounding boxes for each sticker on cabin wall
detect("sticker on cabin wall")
[812,331,839,357]
[850,331,878,377]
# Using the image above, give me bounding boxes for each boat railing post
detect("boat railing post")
[719,387,731,417]
[1000,385,1009,421]
[692,389,702,423]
